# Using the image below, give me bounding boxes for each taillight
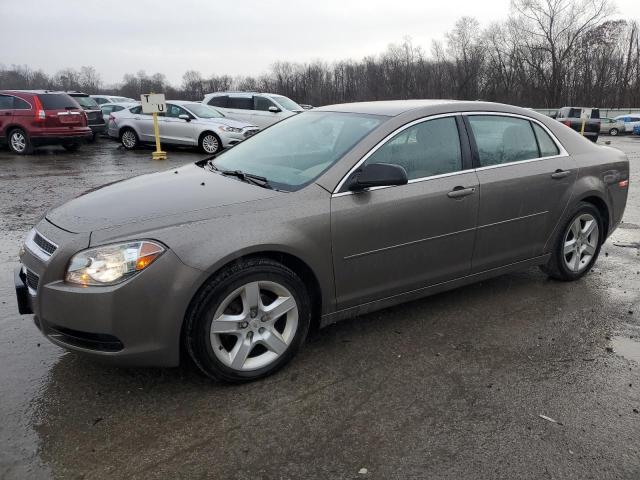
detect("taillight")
[619,179,629,188]
[33,96,45,121]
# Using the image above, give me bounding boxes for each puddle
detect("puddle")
[611,336,640,363]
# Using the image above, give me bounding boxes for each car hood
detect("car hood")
[46,163,279,234]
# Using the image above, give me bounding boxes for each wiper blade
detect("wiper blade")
[220,169,273,189]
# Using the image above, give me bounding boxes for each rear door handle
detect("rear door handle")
[447,186,476,199]
[551,169,571,179]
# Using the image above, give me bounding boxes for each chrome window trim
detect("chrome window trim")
[331,110,569,197]
[25,229,58,262]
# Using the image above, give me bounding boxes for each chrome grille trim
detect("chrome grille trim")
[24,267,39,295]
[25,229,58,262]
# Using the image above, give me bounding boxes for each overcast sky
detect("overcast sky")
[1,0,637,86]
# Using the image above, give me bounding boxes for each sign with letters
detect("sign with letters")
[140,93,166,114]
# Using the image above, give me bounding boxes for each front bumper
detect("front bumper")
[220,128,259,148]
[17,220,204,367]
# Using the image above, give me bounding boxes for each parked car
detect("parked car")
[99,101,137,126]
[91,94,136,105]
[0,90,92,154]
[556,107,600,142]
[67,92,106,140]
[633,124,640,136]
[202,91,304,128]
[15,100,629,382]
[108,101,260,153]
[599,117,624,136]
[614,114,640,133]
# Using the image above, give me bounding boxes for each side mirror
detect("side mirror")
[268,106,281,113]
[178,114,191,122]
[348,163,408,191]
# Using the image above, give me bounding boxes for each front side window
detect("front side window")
[468,115,539,167]
[212,112,384,191]
[363,117,462,180]
[228,96,253,110]
[166,104,190,118]
[93,97,108,105]
[254,95,277,111]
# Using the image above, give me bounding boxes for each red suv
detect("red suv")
[0,90,92,154]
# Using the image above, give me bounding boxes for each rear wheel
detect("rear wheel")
[609,128,619,136]
[120,128,139,149]
[8,129,33,155]
[185,258,311,382]
[540,202,603,281]
[199,132,221,154]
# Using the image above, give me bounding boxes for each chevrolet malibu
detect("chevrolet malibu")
[16,100,629,382]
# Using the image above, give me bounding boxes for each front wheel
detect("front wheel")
[609,128,619,136]
[199,132,221,154]
[185,258,311,382]
[540,202,603,281]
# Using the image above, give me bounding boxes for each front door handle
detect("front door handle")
[551,169,571,179]
[447,186,476,199]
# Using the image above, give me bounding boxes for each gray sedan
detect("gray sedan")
[16,100,629,382]
[108,101,260,153]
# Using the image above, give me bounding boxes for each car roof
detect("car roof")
[0,89,68,95]
[314,99,499,116]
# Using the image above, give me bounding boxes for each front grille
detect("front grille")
[33,232,57,256]
[25,268,39,291]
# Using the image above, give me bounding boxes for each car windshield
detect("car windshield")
[73,96,99,108]
[270,95,303,111]
[185,103,224,118]
[212,111,385,191]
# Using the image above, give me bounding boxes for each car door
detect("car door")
[0,94,13,136]
[251,95,281,128]
[465,114,577,273]
[331,115,479,309]
[160,104,196,145]
[129,106,156,141]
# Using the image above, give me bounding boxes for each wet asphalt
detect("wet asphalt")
[0,137,639,480]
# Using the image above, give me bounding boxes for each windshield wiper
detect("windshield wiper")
[219,169,273,189]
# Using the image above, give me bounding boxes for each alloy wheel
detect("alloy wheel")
[210,281,298,371]
[202,134,219,153]
[563,213,599,273]
[10,131,26,153]
[121,130,136,148]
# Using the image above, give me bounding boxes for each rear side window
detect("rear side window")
[532,123,560,157]
[0,95,12,109]
[228,96,253,110]
[130,106,142,114]
[364,117,462,180]
[72,96,99,108]
[207,95,228,108]
[14,97,31,109]
[468,116,539,167]
[38,94,78,109]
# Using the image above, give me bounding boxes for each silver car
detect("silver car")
[91,94,137,105]
[600,117,625,136]
[202,91,304,128]
[16,100,629,383]
[100,101,137,128]
[108,101,260,154]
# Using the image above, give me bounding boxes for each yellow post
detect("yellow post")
[151,111,166,160]
[580,118,586,136]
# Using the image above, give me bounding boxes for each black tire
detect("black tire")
[7,128,33,155]
[198,131,222,154]
[185,258,311,383]
[540,202,604,281]
[609,128,619,136]
[62,143,80,152]
[88,133,98,143]
[120,128,139,150]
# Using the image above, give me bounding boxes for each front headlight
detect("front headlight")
[219,126,243,133]
[65,241,165,286]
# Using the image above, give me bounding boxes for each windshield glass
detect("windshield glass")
[185,103,224,118]
[212,111,385,191]
[270,95,303,111]
[72,96,99,108]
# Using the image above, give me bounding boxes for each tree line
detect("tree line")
[1,0,638,108]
